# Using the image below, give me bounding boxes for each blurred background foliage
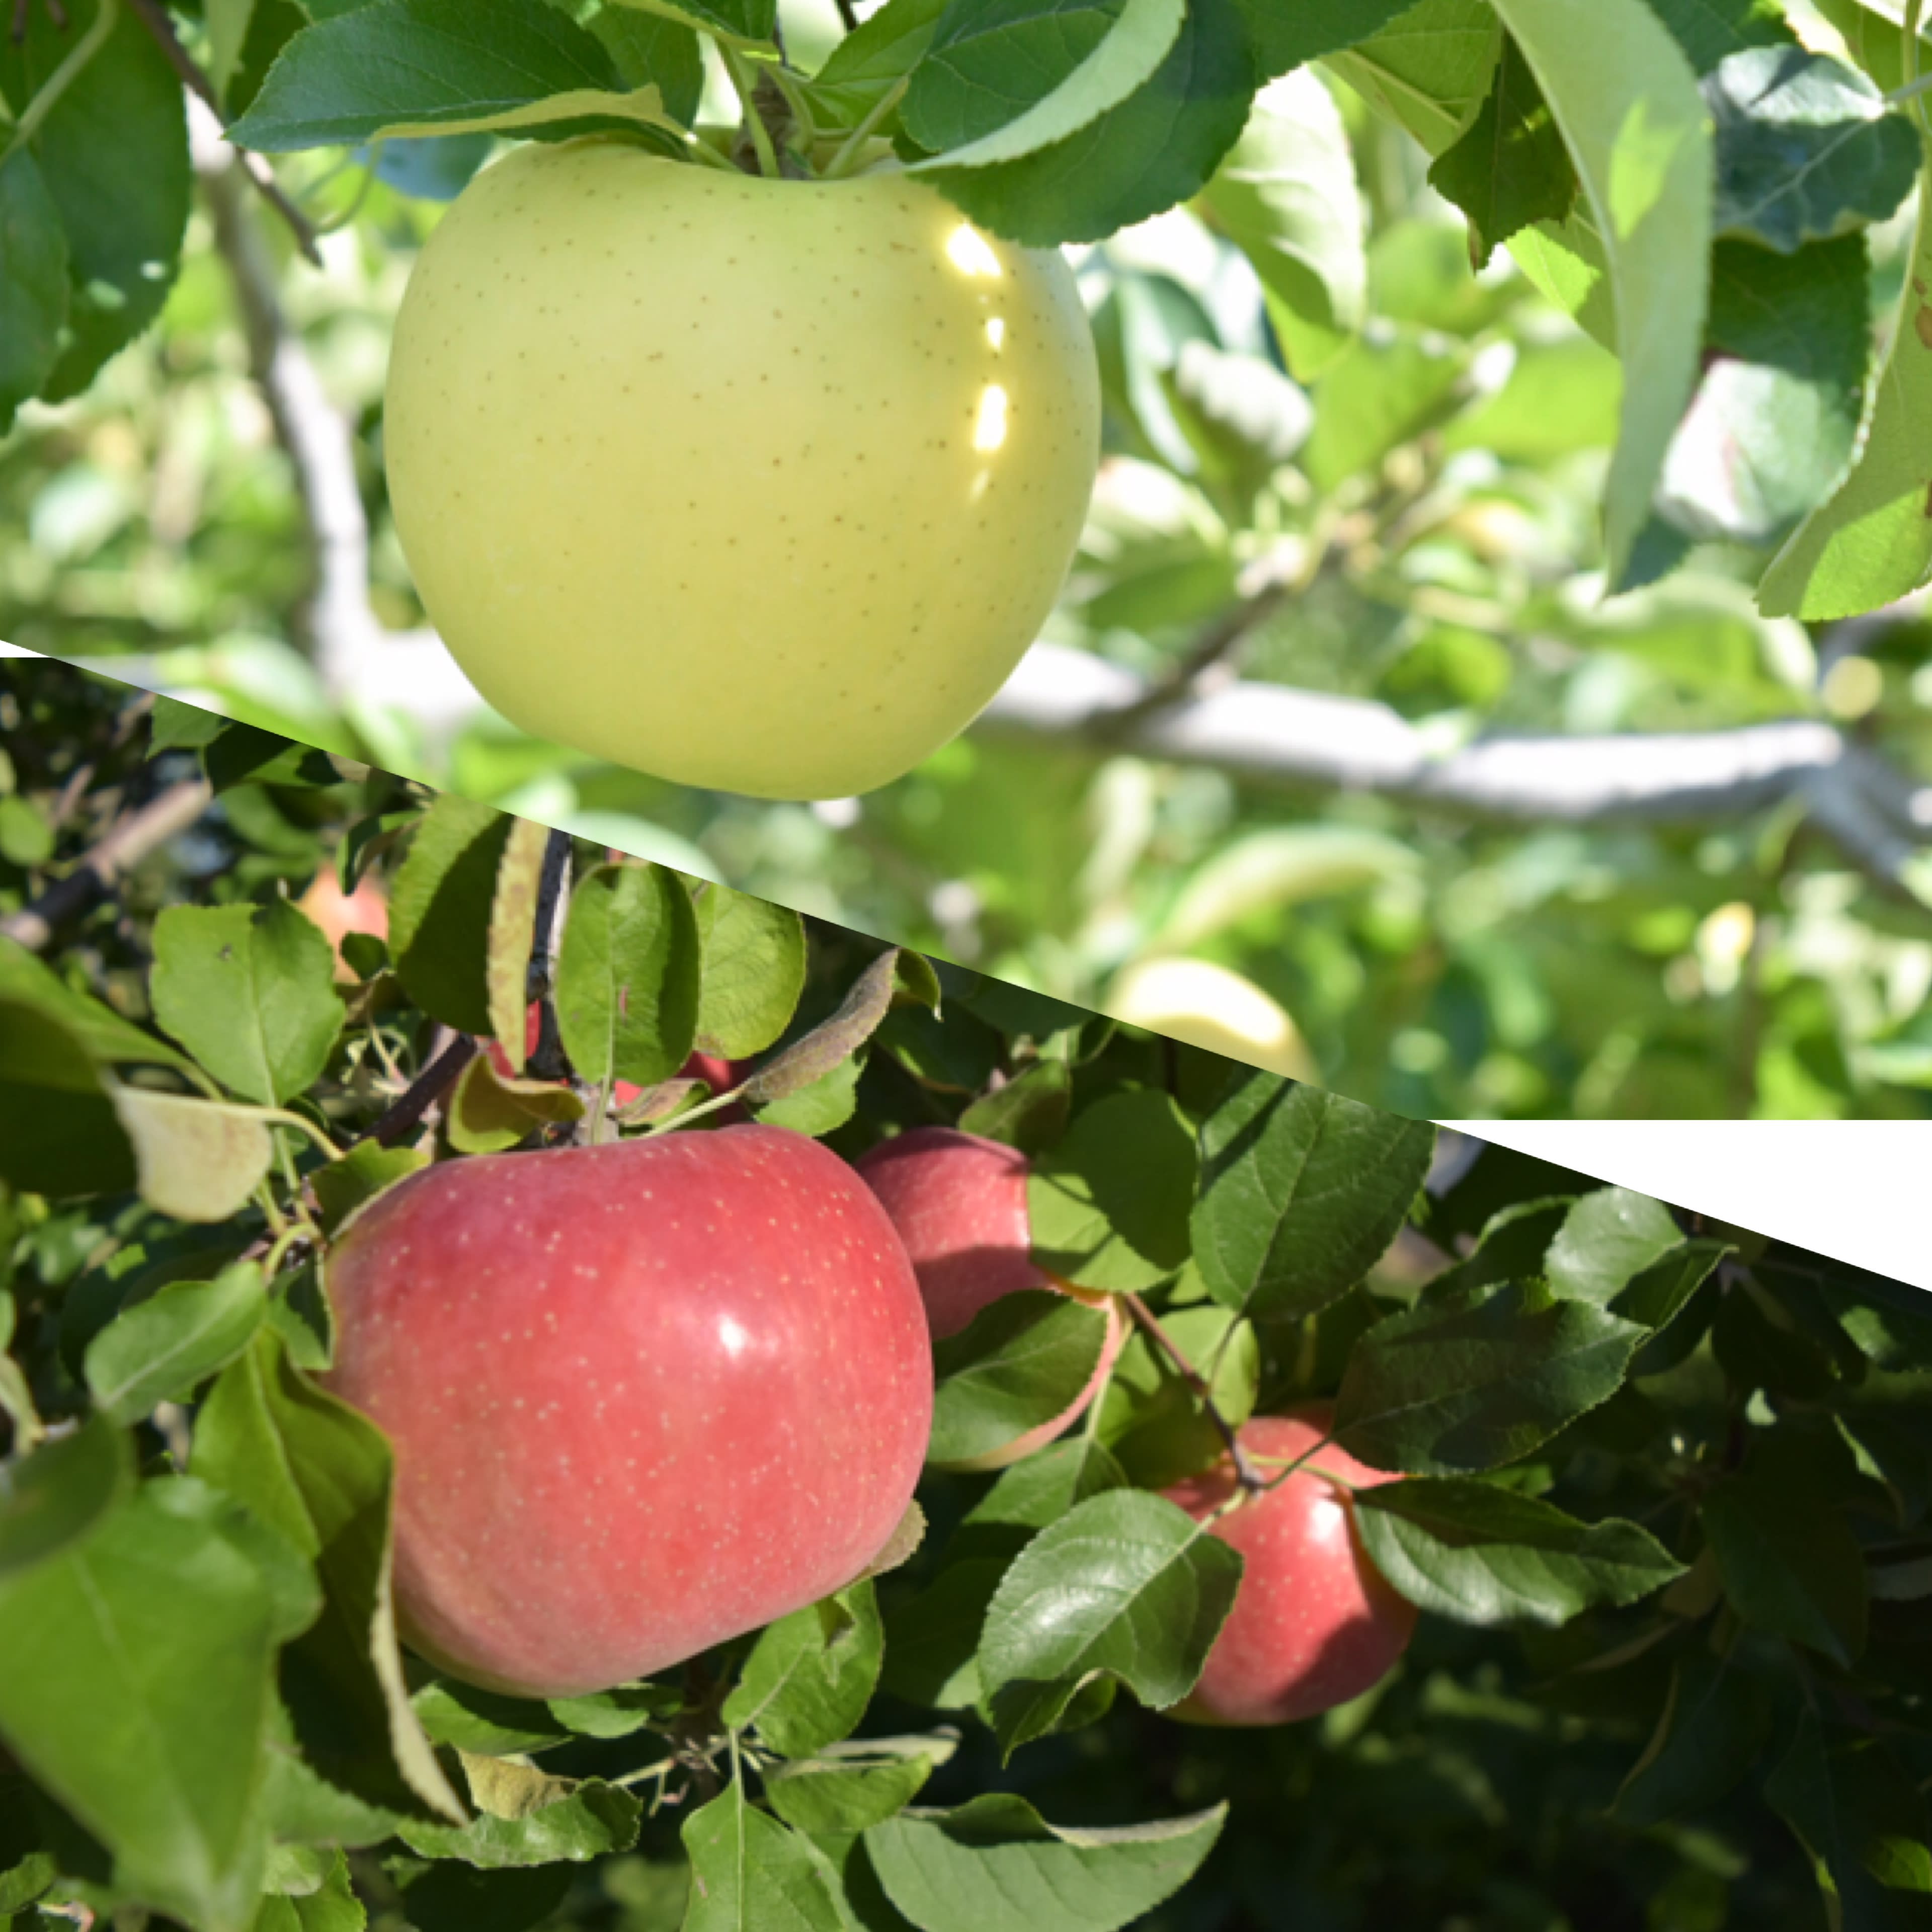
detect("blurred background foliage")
[5,0,1932,1121]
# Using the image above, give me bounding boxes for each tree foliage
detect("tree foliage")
[0,660,1928,1929]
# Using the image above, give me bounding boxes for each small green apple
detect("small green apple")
[384,139,1101,800]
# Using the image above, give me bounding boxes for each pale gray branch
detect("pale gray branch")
[193,105,380,701]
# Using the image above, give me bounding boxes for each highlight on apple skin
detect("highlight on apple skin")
[320,1123,932,1698]
[854,1124,1126,1472]
[384,138,1101,802]
[1162,1408,1417,1726]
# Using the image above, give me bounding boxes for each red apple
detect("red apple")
[297,869,388,982]
[321,1123,932,1696]
[853,1125,1126,1473]
[1162,1408,1416,1725]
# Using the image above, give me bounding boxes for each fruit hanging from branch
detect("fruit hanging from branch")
[384,141,1101,802]
[321,1122,932,1697]
[1163,1408,1416,1725]
[856,1124,1125,1471]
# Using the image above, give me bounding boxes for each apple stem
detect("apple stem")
[1122,1293,1267,1494]
[722,44,782,179]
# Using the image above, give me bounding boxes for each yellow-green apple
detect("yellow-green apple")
[1106,956,1319,1082]
[383,139,1101,801]
[1162,1407,1416,1725]
[321,1123,931,1696]
[854,1125,1125,1471]
[297,869,388,983]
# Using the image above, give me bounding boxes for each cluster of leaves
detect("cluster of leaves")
[1,671,1929,1929]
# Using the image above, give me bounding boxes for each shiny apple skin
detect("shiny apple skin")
[321,1123,931,1696]
[1163,1409,1417,1726]
[854,1125,1125,1472]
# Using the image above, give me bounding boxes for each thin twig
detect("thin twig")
[1096,582,1288,738]
[125,0,322,263]
[1121,1293,1265,1493]
[526,829,573,1080]
[833,0,858,29]
[0,776,211,951]
[361,1034,477,1148]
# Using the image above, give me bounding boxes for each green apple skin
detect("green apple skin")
[383,139,1101,801]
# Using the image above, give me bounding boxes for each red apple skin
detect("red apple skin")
[297,870,388,983]
[853,1126,1126,1473]
[1162,1408,1417,1726]
[321,1123,932,1697]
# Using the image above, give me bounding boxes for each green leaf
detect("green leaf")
[85,1259,267,1424]
[752,1050,863,1137]
[1234,0,1418,81]
[0,1412,133,1582]
[107,1085,277,1225]
[231,0,682,148]
[1765,1710,1929,1925]
[920,0,1255,247]
[0,1480,280,1932]
[1615,1655,1771,1827]
[149,901,343,1107]
[1758,154,1932,619]
[192,1329,465,1823]
[1300,327,1467,490]
[957,1058,1072,1154]
[741,949,920,1105]
[881,1558,1007,1710]
[966,1435,1129,1528]
[0,0,190,399]
[444,1053,586,1155]
[1322,0,1501,153]
[808,0,947,129]
[0,935,194,1071]
[1428,35,1577,267]
[1191,1073,1433,1320]
[1646,0,1794,72]
[413,1679,569,1757]
[766,1751,936,1836]
[547,1682,682,1738]
[1028,1088,1196,1293]
[693,884,807,1058]
[0,151,66,429]
[555,860,702,1089]
[1544,1187,1683,1305]
[904,0,1187,170]
[928,1290,1110,1468]
[1098,1305,1258,1488]
[977,1489,1241,1752]
[0,793,52,869]
[310,1141,431,1239]
[204,726,344,795]
[388,796,515,1037]
[864,1793,1226,1932]
[589,6,703,124]
[1352,1477,1684,1626]
[1706,47,1919,253]
[1659,234,1871,548]
[253,1845,366,1931]
[486,819,551,1074]
[1197,67,1364,381]
[400,1754,640,1867]
[721,1581,883,1757]
[608,0,776,47]
[681,1784,845,1931]
[0,996,135,1198]
[1488,0,1713,588]
[1334,1282,1647,1475]
[1701,1429,1869,1666]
